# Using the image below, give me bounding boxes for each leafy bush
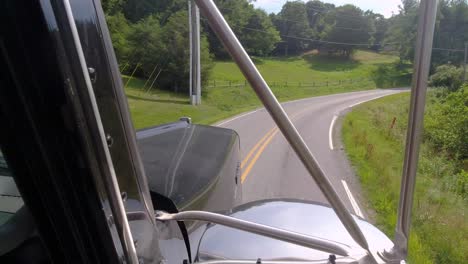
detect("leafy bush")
[343,93,468,263]
[106,12,132,63]
[428,64,463,91]
[111,12,213,93]
[371,62,412,88]
[424,85,468,160]
[446,170,468,198]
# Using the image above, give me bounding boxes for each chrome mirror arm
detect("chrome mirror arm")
[194,0,371,256]
[155,210,355,257]
[381,0,438,261]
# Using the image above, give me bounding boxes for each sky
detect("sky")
[253,0,402,18]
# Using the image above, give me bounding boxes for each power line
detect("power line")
[334,26,376,33]
[203,16,465,51]
[202,16,391,47]
[240,26,395,47]
[262,0,369,20]
[217,6,381,35]
[218,6,379,33]
[305,6,367,21]
[208,16,393,47]
[222,4,468,36]
[232,24,466,51]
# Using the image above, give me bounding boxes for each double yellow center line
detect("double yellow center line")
[240,126,279,183]
[239,106,316,184]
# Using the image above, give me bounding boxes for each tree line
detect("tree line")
[386,0,468,65]
[102,0,468,92]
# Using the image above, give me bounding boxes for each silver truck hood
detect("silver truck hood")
[197,199,394,263]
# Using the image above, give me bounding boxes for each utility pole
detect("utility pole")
[463,42,467,83]
[189,0,201,105]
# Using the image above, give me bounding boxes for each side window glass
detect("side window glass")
[0,149,23,225]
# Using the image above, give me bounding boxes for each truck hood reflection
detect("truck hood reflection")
[197,199,393,262]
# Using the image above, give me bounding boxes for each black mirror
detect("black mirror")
[136,120,241,212]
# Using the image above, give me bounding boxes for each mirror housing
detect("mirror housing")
[137,120,241,212]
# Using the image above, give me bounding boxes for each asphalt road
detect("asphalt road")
[217,89,405,219]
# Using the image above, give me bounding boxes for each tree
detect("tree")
[425,84,468,160]
[385,0,468,67]
[101,0,125,15]
[106,12,132,65]
[367,12,388,51]
[103,0,216,93]
[305,0,333,41]
[429,64,463,91]
[203,0,280,58]
[384,1,419,62]
[125,11,213,92]
[241,9,280,56]
[123,0,186,23]
[274,1,310,56]
[400,0,418,14]
[204,0,254,58]
[158,11,213,92]
[321,5,373,57]
[126,15,165,77]
[432,0,468,67]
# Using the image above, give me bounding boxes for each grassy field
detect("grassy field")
[342,93,467,263]
[125,50,405,129]
[211,50,398,83]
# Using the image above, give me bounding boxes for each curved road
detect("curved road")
[217,89,405,219]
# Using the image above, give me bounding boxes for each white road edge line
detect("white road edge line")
[348,93,391,109]
[328,115,338,150]
[329,92,395,150]
[341,180,364,218]
[217,90,397,127]
[216,109,259,127]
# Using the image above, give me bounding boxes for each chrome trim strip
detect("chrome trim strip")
[196,260,356,264]
[155,210,353,257]
[194,0,370,254]
[62,1,138,262]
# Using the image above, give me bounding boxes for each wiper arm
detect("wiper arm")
[155,210,357,257]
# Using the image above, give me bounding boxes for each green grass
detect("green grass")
[125,50,404,129]
[342,93,467,263]
[211,50,397,83]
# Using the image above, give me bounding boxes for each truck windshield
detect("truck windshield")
[102,0,466,263]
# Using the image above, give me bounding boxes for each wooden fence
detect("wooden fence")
[204,77,374,89]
